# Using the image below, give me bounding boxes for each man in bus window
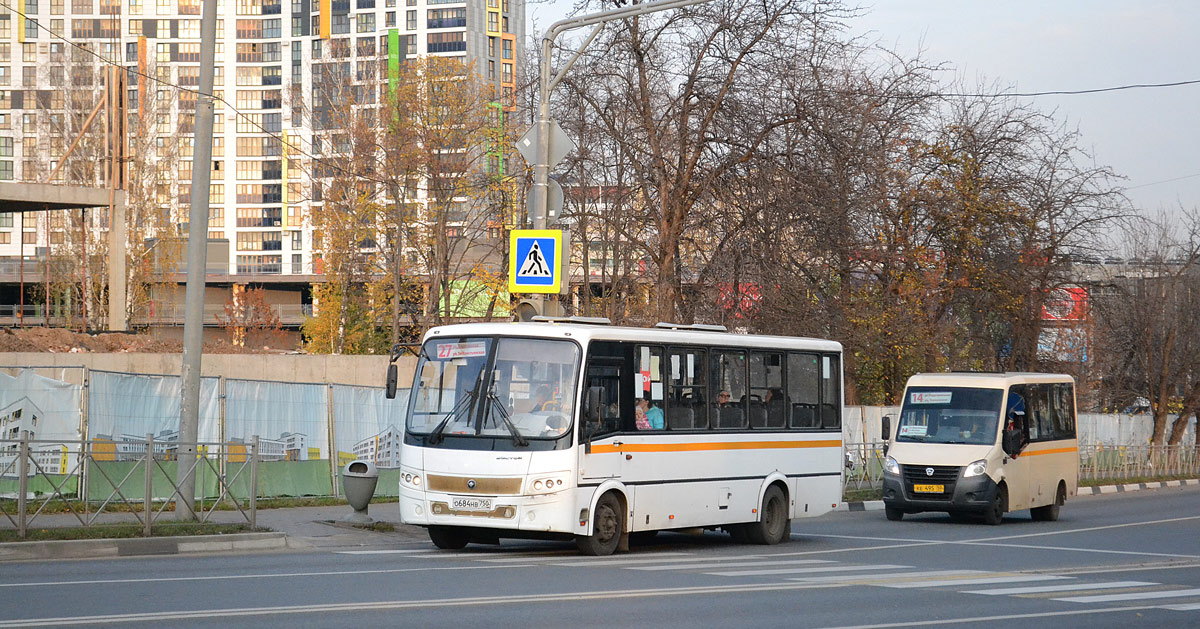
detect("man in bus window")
[716,390,732,408]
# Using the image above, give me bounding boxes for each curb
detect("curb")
[1078,478,1200,496]
[836,500,884,512]
[0,531,290,562]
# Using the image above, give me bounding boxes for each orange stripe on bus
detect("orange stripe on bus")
[589,440,842,454]
[1022,446,1078,456]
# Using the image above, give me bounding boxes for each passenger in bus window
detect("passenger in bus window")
[532,384,558,412]
[646,399,664,430]
[635,398,664,430]
[716,390,732,408]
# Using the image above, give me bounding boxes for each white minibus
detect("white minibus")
[388,318,845,555]
[881,372,1078,524]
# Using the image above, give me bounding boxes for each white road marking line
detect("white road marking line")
[0,564,536,589]
[1160,602,1200,611]
[1054,587,1200,603]
[789,570,983,584]
[961,580,1159,595]
[966,514,1200,544]
[551,555,779,568]
[480,551,690,563]
[627,559,834,571]
[706,563,909,577]
[951,540,1199,559]
[0,581,851,627]
[881,574,1071,589]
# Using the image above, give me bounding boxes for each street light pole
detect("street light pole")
[177,0,219,521]
[526,0,711,317]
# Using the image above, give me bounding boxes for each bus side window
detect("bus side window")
[667,348,706,430]
[820,354,841,429]
[711,350,748,429]
[583,360,622,439]
[787,353,819,429]
[750,351,784,428]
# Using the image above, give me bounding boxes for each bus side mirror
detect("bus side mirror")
[585,386,603,424]
[385,363,398,400]
[881,415,892,441]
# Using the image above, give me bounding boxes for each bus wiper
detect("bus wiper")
[427,391,474,445]
[486,392,529,447]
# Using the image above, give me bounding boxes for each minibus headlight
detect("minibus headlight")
[527,474,569,495]
[963,459,987,478]
[883,456,900,476]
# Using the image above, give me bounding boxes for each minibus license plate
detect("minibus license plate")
[451,497,493,511]
[913,484,944,493]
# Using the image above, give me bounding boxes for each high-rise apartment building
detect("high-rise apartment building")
[0,0,523,330]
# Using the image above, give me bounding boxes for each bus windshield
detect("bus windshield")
[408,336,581,442]
[896,386,1003,445]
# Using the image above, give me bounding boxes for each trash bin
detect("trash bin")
[342,460,379,524]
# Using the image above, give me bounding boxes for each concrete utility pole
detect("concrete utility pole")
[177,0,219,521]
[526,0,712,316]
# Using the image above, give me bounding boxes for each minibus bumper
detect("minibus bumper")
[881,473,998,514]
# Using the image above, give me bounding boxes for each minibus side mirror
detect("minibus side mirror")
[1002,428,1021,457]
[881,415,892,456]
[385,363,398,400]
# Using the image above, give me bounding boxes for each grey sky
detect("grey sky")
[532,1,1200,216]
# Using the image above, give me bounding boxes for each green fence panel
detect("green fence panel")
[375,468,400,497]
[227,460,333,499]
[0,474,78,498]
[85,460,220,502]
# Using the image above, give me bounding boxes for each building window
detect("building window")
[427,32,465,54]
[406,10,415,30]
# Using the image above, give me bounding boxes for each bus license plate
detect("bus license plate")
[913,484,944,493]
[451,497,493,511]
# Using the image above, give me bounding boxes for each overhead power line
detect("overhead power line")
[940,79,1200,99]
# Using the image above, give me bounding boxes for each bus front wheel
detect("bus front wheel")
[429,526,470,550]
[982,484,1007,526]
[746,485,789,545]
[577,493,623,556]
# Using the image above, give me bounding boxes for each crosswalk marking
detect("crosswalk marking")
[1160,602,1200,611]
[706,563,909,577]
[1054,587,1200,603]
[336,550,439,555]
[789,570,984,584]
[480,551,690,563]
[881,575,1072,589]
[627,559,834,571]
[549,554,772,568]
[962,581,1159,596]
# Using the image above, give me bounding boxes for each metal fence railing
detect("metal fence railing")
[1079,444,1200,482]
[0,432,259,538]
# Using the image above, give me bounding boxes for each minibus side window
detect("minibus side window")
[1052,383,1076,440]
[711,350,748,429]
[666,347,707,430]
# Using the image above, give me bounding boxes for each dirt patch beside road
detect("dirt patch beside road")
[0,327,269,354]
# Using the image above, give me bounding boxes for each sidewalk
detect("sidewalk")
[0,503,427,562]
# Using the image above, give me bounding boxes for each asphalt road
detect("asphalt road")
[1,486,1198,628]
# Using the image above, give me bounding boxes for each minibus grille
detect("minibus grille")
[902,465,960,500]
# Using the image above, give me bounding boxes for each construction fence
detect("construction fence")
[0,366,409,504]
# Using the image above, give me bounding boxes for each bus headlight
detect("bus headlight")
[963,459,987,478]
[526,474,569,495]
[883,456,900,476]
[400,469,423,490]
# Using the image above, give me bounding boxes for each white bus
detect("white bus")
[882,372,1079,525]
[391,318,845,555]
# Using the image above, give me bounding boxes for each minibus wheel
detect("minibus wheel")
[884,507,904,521]
[1031,482,1065,522]
[429,526,470,550]
[577,493,623,556]
[982,484,1007,526]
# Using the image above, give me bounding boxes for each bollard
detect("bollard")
[250,435,259,530]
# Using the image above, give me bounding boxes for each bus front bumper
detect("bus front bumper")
[881,473,999,514]
[399,487,580,534]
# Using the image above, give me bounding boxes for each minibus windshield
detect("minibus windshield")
[896,386,1003,445]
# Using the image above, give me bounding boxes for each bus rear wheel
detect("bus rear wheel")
[746,486,789,545]
[428,526,470,550]
[577,493,623,556]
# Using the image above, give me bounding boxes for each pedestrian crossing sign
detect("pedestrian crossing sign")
[509,229,562,294]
